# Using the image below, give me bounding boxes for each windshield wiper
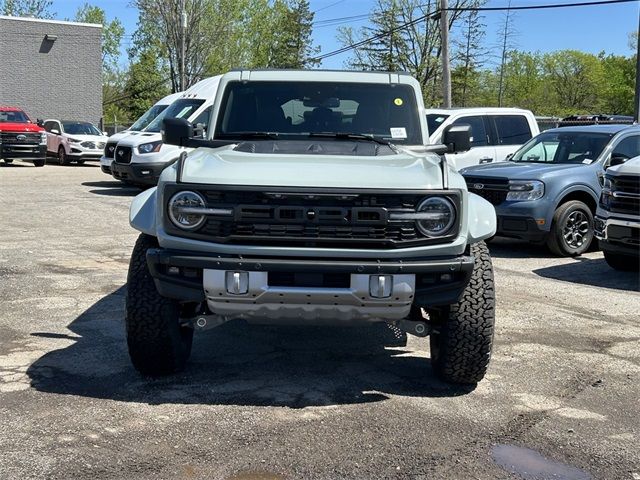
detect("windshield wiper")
[308,132,393,146]
[218,131,280,139]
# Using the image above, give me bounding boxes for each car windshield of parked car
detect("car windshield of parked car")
[145,99,205,133]
[215,81,424,145]
[0,110,30,123]
[511,131,614,164]
[129,104,168,131]
[63,122,101,135]
[426,113,450,137]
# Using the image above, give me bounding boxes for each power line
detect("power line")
[311,0,638,61]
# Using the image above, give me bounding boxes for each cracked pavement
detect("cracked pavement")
[1,161,639,479]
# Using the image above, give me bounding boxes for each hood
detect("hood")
[65,134,108,142]
[117,132,161,146]
[608,156,640,176]
[180,146,444,189]
[0,122,44,132]
[460,161,587,180]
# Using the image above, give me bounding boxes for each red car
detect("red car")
[0,106,47,167]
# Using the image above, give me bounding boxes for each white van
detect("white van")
[110,76,222,186]
[425,107,539,170]
[100,91,183,175]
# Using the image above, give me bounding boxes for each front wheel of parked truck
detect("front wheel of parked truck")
[603,250,639,272]
[428,242,495,385]
[546,200,594,257]
[125,233,193,375]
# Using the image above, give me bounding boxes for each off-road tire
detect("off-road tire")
[546,200,593,257]
[603,250,639,272]
[428,242,495,384]
[125,233,193,375]
[33,159,45,167]
[58,146,69,166]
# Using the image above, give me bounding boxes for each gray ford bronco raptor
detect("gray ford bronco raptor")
[126,70,497,384]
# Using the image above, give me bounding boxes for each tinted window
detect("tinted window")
[43,121,56,132]
[145,99,205,133]
[493,115,532,145]
[216,81,423,145]
[452,116,488,147]
[426,113,449,136]
[130,104,168,131]
[62,122,101,135]
[0,110,30,123]
[612,135,640,159]
[512,131,613,164]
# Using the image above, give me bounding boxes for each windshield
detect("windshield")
[426,113,450,137]
[129,104,168,131]
[215,81,423,145]
[62,122,101,135]
[0,110,30,123]
[145,99,205,133]
[511,131,613,164]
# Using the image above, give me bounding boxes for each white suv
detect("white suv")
[426,107,539,170]
[43,119,108,165]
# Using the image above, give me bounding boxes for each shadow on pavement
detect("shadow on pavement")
[45,161,99,167]
[82,181,141,196]
[27,287,473,407]
[533,257,639,292]
[486,238,555,259]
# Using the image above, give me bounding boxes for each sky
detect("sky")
[51,0,639,70]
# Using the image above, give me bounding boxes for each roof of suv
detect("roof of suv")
[426,107,532,114]
[545,124,639,134]
[224,69,418,85]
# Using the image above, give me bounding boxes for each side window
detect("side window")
[192,107,211,137]
[612,135,640,159]
[43,121,54,132]
[452,115,488,147]
[492,115,532,145]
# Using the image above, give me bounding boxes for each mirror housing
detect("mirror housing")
[36,118,44,127]
[102,131,108,136]
[609,154,629,168]
[162,117,194,147]
[442,124,471,154]
[50,128,59,135]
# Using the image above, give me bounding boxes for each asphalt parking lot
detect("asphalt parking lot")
[1,160,639,480]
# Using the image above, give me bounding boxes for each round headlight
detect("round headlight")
[168,191,206,230]
[415,197,455,236]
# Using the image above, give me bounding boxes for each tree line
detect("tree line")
[1,0,637,123]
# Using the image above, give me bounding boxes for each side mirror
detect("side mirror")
[442,124,471,154]
[36,119,44,127]
[162,117,194,147]
[608,154,629,168]
[50,128,59,135]
[102,131,108,136]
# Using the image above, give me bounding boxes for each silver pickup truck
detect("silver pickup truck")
[125,70,497,385]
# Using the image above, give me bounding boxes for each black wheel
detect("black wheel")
[546,200,593,256]
[33,159,45,167]
[125,233,193,375]
[603,250,639,272]
[77,160,85,165]
[3,159,13,164]
[428,242,495,384]
[58,146,69,166]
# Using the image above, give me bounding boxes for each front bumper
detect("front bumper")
[112,162,168,185]
[1,144,46,161]
[595,216,640,257]
[146,249,475,321]
[68,149,103,161]
[496,215,547,242]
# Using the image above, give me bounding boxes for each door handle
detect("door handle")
[479,157,493,164]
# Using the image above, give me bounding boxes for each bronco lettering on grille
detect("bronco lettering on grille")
[235,205,388,225]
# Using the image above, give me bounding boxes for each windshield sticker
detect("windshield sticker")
[176,107,193,118]
[394,98,404,106]
[390,127,407,139]
[582,159,593,164]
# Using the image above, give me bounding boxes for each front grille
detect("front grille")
[0,132,40,145]
[609,175,640,215]
[164,186,460,249]
[463,176,509,206]
[114,145,132,164]
[104,141,118,159]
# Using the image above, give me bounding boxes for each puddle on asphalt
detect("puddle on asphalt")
[226,471,285,480]
[492,444,591,480]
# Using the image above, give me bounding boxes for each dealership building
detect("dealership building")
[0,15,102,126]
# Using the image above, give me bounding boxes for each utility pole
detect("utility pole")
[179,0,187,91]
[634,9,640,123]
[439,0,452,107]
[497,0,513,107]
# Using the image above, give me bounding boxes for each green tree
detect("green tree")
[268,0,319,68]
[0,0,53,18]
[123,49,170,120]
[600,53,635,114]
[452,7,487,106]
[74,3,125,75]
